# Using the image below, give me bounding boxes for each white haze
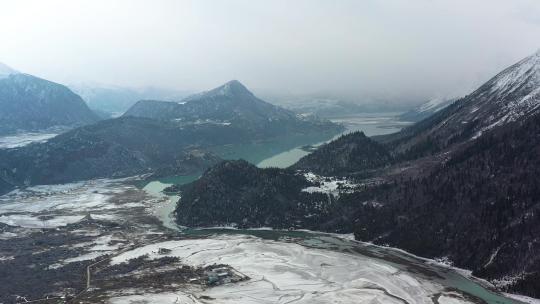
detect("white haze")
[1,0,539,103]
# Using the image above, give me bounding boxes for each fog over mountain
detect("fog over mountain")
[1,0,539,104]
[2,2,540,303]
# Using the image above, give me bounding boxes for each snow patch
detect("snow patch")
[0,132,59,149]
[110,234,478,304]
[64,251,107,264]
[108,292,199,304]
[302,172,357,195]
[0,214,85,228]
[492,274,523,289]
[438,293,472,304]
[503,293,540,304]
[418,97,455,113]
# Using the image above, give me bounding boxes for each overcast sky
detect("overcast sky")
[1,0,539,102]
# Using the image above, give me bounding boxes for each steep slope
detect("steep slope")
[292,131,393,176]
[176,160,333,229]
[124,80,342,137]
[398,97,456,122]
[0,67,99,134]
[352,112,540,297]
[386,50,540,155]
[173,49,540,299]
[0,117,222,194]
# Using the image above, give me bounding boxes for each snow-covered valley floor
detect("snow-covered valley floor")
[110,235,480,304]
[0,178,531,304]
[0,131,61,149]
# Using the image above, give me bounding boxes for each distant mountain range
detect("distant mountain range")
[70,83,189,117]
[0,80,342,194]
[0,64,99,135]
[269,96,415,118]
[124,80,341,138]
[175,50,540,298]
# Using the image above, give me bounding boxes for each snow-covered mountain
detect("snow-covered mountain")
[124,80,342,138]
[398,97,456,122]
[125,80,292,121]
[387,49,540,152]
[473,49,540,130]
[176,49,540,299]
[0,64,99,135]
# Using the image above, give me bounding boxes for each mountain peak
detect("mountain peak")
[485,50,540,98]
[213,80,252,96]
[180,80,254,103]
[224,79,243,87]
[0,62,19,78]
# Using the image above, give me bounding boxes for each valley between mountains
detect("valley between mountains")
[174,50,540,299]
[1,51,540,304]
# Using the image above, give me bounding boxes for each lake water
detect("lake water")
[143,112,411,191]
[257,112,412,168]
[142,113,412,234]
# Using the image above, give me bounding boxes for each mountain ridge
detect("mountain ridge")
[398,97,457,122]
[0,71,100,135]
[174,49,540,298]
[376,50,540,157]
[0,116,224,193]
[124,80,343,138]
